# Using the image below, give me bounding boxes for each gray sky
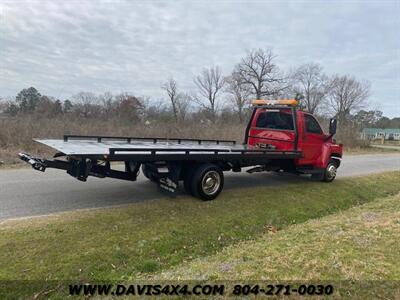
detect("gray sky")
[0,0,399,117]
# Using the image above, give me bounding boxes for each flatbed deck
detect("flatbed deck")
[35,135,302,162]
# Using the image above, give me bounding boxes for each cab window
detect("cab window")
[255,111,294,130]
[305,114,323,134]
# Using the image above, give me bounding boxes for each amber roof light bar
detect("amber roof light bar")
[252,99,298,106]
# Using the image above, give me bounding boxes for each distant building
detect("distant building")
[361,128,400,140]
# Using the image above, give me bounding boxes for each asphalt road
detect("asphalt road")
[1,153,399,220]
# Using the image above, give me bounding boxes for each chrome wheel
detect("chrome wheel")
[326,164,337,181]
[201,170,221,196]
[190,164,224,201]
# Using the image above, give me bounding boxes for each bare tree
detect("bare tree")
[2,96,18,116]
[326,75,371,125]
[72,92,98,118]
[162,77,179,122]
[193,66,226,121]
[225,71,252,123]
[234,48,285,99]
[99,92,114,119]
[292,63,327,114]
[175,92,192,122]
[0,98,7,112]
[35,95,62,117]
[115,93,143,121]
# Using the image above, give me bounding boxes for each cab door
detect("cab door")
[299,113,325,164]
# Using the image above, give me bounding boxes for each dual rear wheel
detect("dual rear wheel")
[184,163,224,201]
[142,162,224,201]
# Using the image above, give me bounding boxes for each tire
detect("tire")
[183,167,195,196]
[190,163,224,201]
[141,164,157,182]
[322,159,338,182]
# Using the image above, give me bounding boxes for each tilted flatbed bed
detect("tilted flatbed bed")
[34,135,301,160]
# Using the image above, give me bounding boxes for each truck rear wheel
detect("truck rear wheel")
[141,164,157,182]
[322,159,338,182]
[189,163,224,201]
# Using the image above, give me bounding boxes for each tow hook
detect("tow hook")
[18,153,46,172]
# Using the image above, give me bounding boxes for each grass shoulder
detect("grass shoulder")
[0,172,400,298]
[149,192,400,299]
[154,193,400,281]
[344,145,400,155]
[1,172,399,279]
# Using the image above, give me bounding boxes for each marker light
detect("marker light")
[252,99,298,106]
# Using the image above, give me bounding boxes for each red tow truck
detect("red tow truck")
[19,99,343,201]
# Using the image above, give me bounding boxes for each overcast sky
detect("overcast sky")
[0,0,399,117]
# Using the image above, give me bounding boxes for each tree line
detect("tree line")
[1,48,397,129]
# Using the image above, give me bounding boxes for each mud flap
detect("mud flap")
[159,177,179,193]
[158,162,182,195]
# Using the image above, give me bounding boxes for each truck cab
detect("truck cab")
[246,99,343,181]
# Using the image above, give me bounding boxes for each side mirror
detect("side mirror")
[329,118,337,135]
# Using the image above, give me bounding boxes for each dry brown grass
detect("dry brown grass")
[0,116,246,165]
[0,116,373,165]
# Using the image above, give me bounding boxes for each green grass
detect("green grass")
[345,145,400,155]
[155,192,400,280]
[152,193,400,299]
[1,172,400,299]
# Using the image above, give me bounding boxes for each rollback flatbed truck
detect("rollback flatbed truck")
[19,99,343,201]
